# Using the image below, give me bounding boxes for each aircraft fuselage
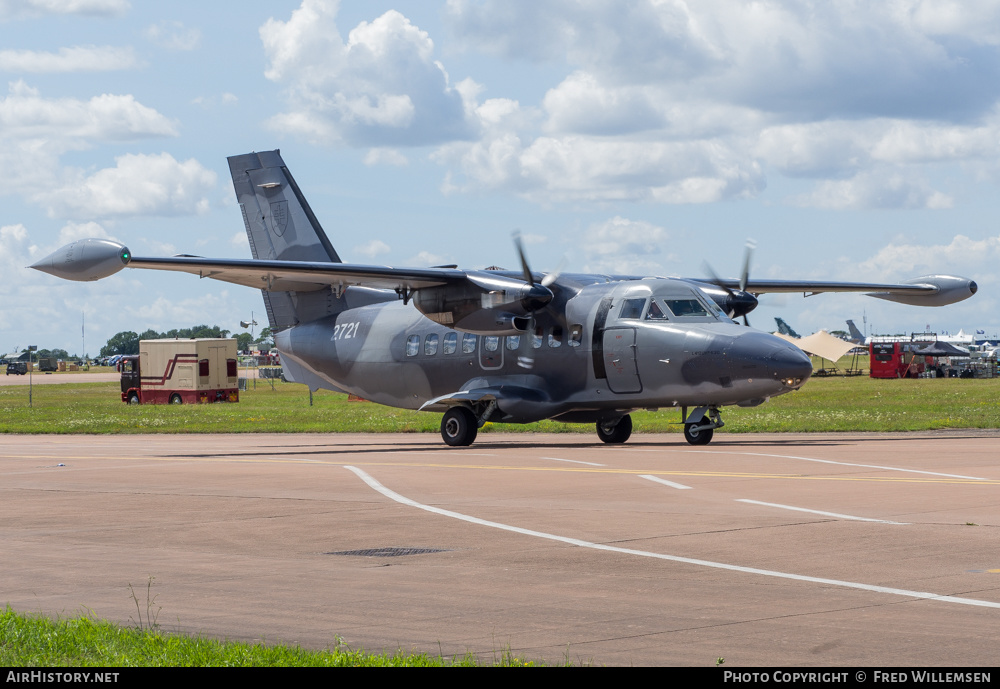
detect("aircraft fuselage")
[277,276,813,424]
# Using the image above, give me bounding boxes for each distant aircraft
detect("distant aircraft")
[774,317,802,339]
[30,150,978,447]
[846,320,868,345]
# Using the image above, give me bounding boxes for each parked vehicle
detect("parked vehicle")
[6,362,27,375]
[120,338,239,405]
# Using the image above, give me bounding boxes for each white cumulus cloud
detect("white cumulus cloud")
[261,0,474,146]
[145,21,201,51]
[353,239,390,258]
[0,46,139,72]
[791,171,953,210]
[580,216,674,274]
[42,152,217,218]
[0,0,129,18]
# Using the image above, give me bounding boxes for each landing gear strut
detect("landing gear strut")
[682,406,724,446]
[597,414,632,444]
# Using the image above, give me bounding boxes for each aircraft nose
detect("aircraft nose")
[768,341,812,389]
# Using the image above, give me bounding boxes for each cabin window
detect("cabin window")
[406,334,420,357]
[664,299,709,317]
[506,335,520,350]
[443,332,457,355]
[619,298,646,319]
[227,359,238,378]
[532,326,543,349]
[569,324,583,346]
[548,327,563,348]
[199,359,209,377]
[462,333,477,354]
[646,300,669,320]
[424,334,439,356]
[484,336,499,352]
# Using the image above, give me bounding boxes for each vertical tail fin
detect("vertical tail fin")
[846,320,865,342]
[228,150,342,330]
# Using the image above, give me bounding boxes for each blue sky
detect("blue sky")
[3,0,1000,355]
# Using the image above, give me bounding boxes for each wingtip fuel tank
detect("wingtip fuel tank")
[29,238,131,281]
[867,275,978,307]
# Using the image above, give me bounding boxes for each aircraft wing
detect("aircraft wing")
[126,255,467,293]
[701,276,977,307]
[29,237,557,334]
[28,238,467,292]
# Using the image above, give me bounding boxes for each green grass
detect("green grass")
[2,372,999,435]
[0,607,538,667]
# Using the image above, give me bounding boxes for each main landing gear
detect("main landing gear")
[441,407,478,447]
[441,400,500,447]
[596,415,632,444]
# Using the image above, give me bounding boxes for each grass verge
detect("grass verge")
[0,607,539,667]
[2,375,999,434]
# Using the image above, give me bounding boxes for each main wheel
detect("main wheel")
[169,394,182,405]
[683,422,713,445]
[597,414,632,444]
[441,407,478,447]
[127,392,140,405]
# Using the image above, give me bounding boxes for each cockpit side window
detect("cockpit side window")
[619,298,646,319]
[646,300,669,320]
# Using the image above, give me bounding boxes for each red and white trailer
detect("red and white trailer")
[120,338,239,404]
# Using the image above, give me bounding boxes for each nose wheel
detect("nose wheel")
[683,423,713,445]
[681,406,724,446]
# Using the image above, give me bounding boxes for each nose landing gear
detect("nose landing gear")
[682,406,724,446]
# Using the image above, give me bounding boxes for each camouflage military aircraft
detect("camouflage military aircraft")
[31,150,978,447]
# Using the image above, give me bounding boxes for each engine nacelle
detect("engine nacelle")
[413,273,552,334]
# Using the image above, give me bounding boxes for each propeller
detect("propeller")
[512,232,559,369]
[703,239,758,326]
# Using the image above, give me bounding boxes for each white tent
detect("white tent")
[771,330,855,363]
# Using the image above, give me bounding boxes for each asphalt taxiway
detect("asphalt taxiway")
[2,432,998,666]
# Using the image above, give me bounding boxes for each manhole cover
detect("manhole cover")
[326,547,449,557]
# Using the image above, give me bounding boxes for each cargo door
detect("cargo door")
[602,328,642,393]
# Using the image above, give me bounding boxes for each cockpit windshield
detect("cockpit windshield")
[618,284,730,323]
[663,298,709,317]
[650,286,728,322]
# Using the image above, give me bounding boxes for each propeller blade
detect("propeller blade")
[517,316,536,369]
[540,257,566,288]
[513,232,535,286]
[739,239,756,293]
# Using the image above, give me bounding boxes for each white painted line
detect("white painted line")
[541,456,605,467]
[639,474,692,490]
[736,499,908,524]
[686,451,988,481]
[344,465,1000,610]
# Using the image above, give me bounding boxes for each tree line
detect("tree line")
[100,325,272,357]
